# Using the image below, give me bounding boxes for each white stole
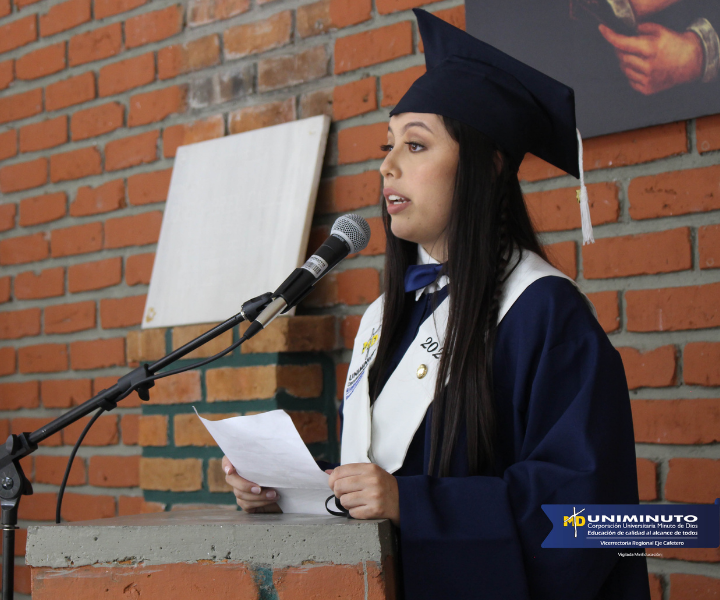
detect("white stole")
[340,250,596,473]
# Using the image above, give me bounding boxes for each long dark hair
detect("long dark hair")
[368,116,546,477]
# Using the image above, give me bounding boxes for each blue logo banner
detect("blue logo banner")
[541,499,720,548]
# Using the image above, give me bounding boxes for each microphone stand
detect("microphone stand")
[0,293,274,600]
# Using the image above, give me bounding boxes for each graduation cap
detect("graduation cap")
[390,8,594,244]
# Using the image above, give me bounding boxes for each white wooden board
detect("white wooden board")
[142,114,331,329]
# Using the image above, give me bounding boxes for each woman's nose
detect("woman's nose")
[380,151,399,179]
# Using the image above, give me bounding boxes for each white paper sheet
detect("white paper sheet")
[194,408,333,515]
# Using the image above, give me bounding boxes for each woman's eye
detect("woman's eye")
[379,144,393,152]
[405,142,424,152]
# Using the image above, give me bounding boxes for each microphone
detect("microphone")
[243,214,371,341]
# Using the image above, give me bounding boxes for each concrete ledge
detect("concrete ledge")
[26,509,396,569]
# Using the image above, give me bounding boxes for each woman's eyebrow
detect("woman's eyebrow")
[387,121,434,136]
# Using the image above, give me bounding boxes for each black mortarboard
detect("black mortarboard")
[389,8,594,243]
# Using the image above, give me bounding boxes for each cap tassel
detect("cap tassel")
[576,129,594,245]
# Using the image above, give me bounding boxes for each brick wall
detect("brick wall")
[0,0,718,597]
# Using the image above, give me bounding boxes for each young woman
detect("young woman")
[223,9,651,599]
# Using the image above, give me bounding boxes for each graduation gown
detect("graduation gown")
[339,250,651,600]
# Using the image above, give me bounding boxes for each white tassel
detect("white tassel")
[576,129,594,245]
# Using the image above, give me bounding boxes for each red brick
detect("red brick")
[62,414,118,446]
[40,0,91,37]
[122,414,139,445]
[376,0,442,14]
[15,42,65,80]
[14,0,42,8]
[100,295,146,329]
[126,252,154,285]
[631,399,720,445]
[51,222,102,257]
[19,192,66,226]
[61,492,116,521]
[105,130,158,171]
[0,15,37,54]
[35,455,85,485]
[0,381,39,409]
[187,0,250,26]
[361,217,385,256]
[316,171,382,214]
[0,347,15,376]
[127,169,172,205]
[17,492,55,521]
[696,113,720,153]
[89,455,140,487]
[163,115,223,157]
[0,88,43,126]
[45,71,95,111]
[699,224,720,270]
[0,157,47,193]
[584,228,692,279]
[421,5,465,40]
[224,11,291,59]
[71,179,125,216]
[341,315,361,349]
[129,85,186,127]
[126,5,183,49]
[0,60,13,91]
[71,102,124,141]
[95,0,147,19]
[68,22,121,66]
[669,574,720,600]
[41,378,91,408]
[636,458,657,501]
[98,52,155,97]
[617,346,676,389]
[338,122,387,165]
[257,45,328,92]
[0,276,9,303]
[335,22,412,74]
[626,282,720,332]
[526,183,619,233]
[228,98,295,134]
[333,77,377,121]
[335,268,380,306]
[296,0,331,38]
[684,342,720,386]
[0,0,9,19]
[0,308,41,340]
[380,65,426,108]
[118,495,165,516]
[629,165,720,220]
[0,232,48,265]
[68,257,122,293]
[159,34,219,80]
[0,204,15,232]
[44,300,96,334]
[0,129,17,161]
[665,458,720,503]
[14,267,64,299]
[18,116,68,152]
[273,564,365,600]
[50,146,102,182]
[70,337,124,370]
[544,240,577,280]
[105,211,162,248]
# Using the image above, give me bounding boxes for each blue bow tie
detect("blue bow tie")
[404,263,444,293]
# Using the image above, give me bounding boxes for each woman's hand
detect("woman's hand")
[222,455,282,514]
[328,463,400,526]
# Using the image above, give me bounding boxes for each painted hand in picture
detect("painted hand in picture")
[599,22,704,94]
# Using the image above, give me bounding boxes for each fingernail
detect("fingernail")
[266,490,276,499]
[251,486,261,494]
[224,466,231,475]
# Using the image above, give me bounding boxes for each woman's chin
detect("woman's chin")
[389,221,420,244]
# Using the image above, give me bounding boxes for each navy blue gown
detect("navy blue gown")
[335,276,651,600]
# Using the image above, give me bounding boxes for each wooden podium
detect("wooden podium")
[26,510,397,599]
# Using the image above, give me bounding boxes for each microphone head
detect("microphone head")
[331,214,371,254]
